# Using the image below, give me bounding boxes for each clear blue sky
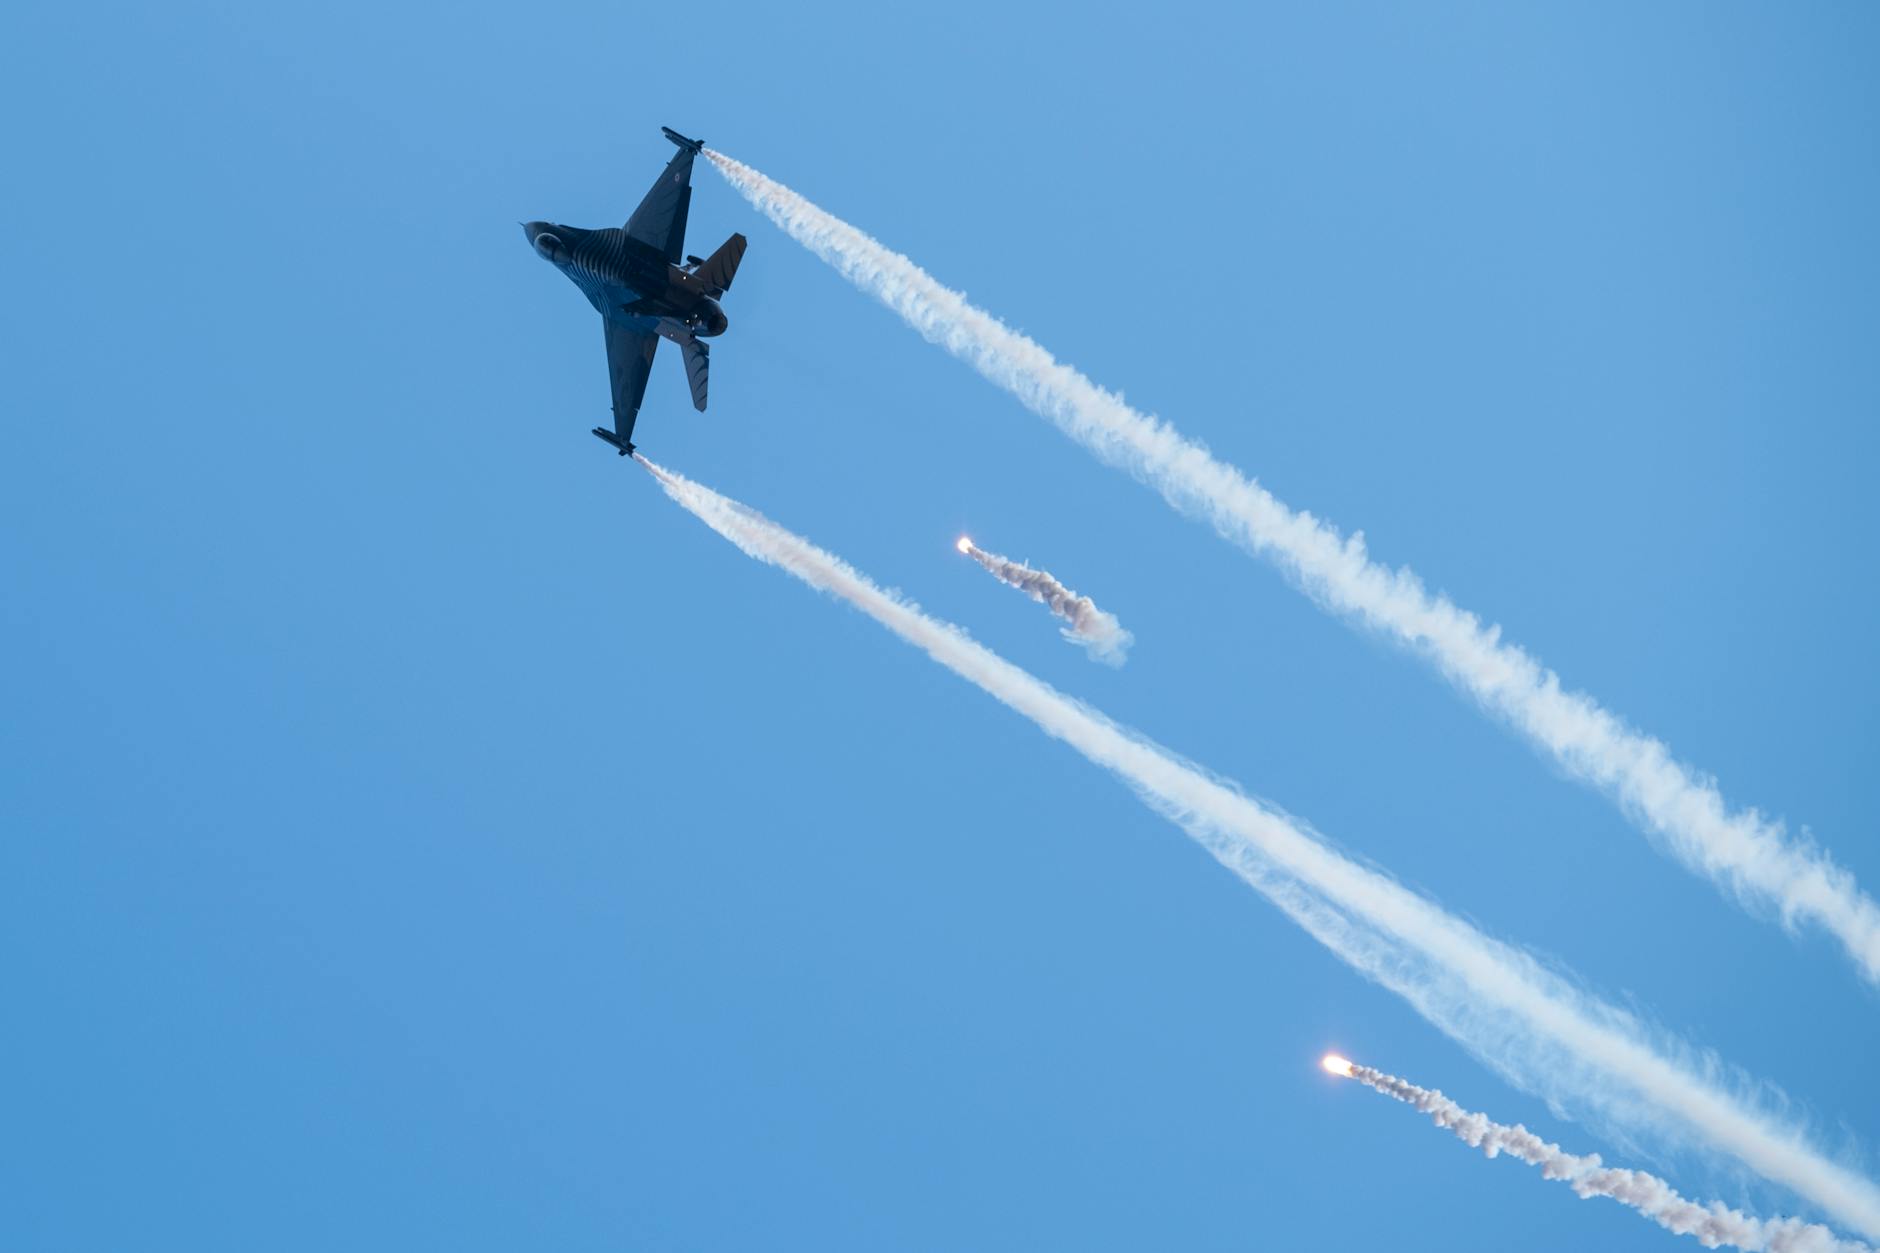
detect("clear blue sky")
[4,2,1877,1248]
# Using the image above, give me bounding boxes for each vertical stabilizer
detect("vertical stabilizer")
[692,233,747,297]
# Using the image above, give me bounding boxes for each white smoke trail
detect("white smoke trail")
[958,536,1131,664]
[634,453,1880,1241]
[1329,1056,1871,1253]
[703,149,1880,987]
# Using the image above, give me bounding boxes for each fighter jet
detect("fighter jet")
[523,127,746,456]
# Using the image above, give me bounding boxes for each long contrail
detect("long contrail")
[1323,1054,1871,1253]
[957,535,1131,664]
[702,149,1880,986]
[633,453,1880,1241]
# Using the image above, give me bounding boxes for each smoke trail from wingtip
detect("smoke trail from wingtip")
[701,147,1880,987]
[1331,1057,1872,1253]
[958,536,1131,664]
[631,452,1880,1240]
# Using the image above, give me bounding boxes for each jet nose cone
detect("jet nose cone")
[523,221,565,263]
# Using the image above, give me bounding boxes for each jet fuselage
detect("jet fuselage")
[523,221,728,345]
[522,126,742,456]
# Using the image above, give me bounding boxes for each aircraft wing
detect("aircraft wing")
[623,137,697,263]
[603,320,659,449]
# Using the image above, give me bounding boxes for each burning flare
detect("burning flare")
[1327,1056,1872,1252]
[954,534,1132,665]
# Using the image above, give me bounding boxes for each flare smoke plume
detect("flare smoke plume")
[1328,1055,1871,1253]
[957,536,1130,664]
[633,453,1880,1241]
[702,148,1880,986]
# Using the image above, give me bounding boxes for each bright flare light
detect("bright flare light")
[1322,1054,1354,1077]
[956,535,973,554]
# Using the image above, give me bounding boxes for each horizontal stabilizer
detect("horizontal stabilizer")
[661,126,704,154]
[692,233,747,297]
[682,339,709,412]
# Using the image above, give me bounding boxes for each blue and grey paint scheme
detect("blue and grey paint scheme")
[524,127,746,456]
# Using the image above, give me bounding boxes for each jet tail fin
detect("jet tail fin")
[692,233,747,297]
[661,126,704,154]
[681,340,710,412]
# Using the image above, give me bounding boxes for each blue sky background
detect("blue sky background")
[4,2,1877,1248]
